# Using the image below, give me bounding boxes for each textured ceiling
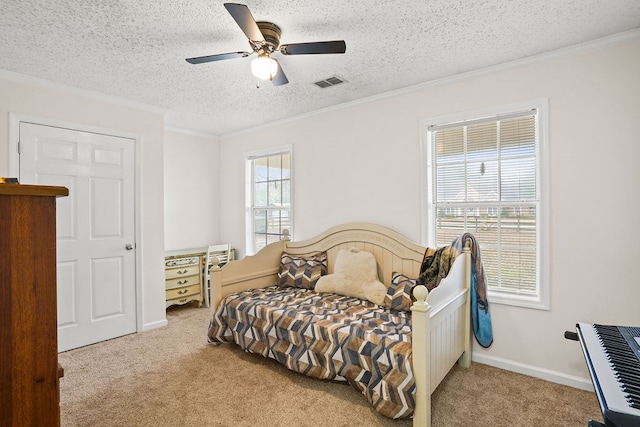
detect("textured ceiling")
[1,1,639,136]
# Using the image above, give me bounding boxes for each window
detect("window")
[421,100,549,309]
[245,147,292,255]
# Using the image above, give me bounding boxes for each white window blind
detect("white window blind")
[424,106,547,307]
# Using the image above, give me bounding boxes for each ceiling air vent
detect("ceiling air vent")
[314,76,345,88]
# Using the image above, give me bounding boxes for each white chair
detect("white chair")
[203,243,232,308]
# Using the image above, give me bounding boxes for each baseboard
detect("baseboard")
[472,353,594,392]
[143,319,168,332]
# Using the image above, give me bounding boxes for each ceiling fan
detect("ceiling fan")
[186,3,347,86]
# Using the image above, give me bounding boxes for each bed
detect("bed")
[207,222,472,427]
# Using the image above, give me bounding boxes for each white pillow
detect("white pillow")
[314,247,386,305]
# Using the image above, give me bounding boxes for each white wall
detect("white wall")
[2,33,638,389]
[0,73,167,331]
[164,128,221,250]
[219,36,640,386]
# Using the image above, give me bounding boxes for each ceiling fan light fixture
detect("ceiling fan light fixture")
[251,54,278,80]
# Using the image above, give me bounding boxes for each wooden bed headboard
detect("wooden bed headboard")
[284,222,426,285]
[210,222,427,310]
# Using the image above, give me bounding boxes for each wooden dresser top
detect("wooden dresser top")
[0,184,68,197]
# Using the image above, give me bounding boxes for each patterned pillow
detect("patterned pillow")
[277,251,328,289]
[382,273,417,312]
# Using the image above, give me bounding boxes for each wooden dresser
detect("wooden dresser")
[164,252,203,308]
[0,184,68,426]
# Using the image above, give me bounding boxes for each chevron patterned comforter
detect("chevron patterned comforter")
[208,285,415,419]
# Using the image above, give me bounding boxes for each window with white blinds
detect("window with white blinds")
[422,101,549,309]
[245,148,292,255]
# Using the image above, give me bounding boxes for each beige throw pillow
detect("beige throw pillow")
[314,247,386,305]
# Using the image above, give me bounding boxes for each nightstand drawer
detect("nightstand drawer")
[165,255,200,268]
[166,275,200,289]
[165,284,201,300]
[165,264,201,280]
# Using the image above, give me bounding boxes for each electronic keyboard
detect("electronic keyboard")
[576,323,640,427]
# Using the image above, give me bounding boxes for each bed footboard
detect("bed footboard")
[411,244,471,427]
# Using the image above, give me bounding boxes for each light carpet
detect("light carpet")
[58,304,602,426]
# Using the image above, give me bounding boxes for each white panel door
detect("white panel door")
[19,122,137,352]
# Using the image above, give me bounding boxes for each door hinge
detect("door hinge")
[17,140,20,154]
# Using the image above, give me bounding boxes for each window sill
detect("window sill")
[487,290,550,310]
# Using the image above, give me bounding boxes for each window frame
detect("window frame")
[420,99,550,310]
[244,145,293,256]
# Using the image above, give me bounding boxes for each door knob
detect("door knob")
[126,243,135,250]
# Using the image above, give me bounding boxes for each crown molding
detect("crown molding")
[164,126,220,140]
[222,28,640,139]
[0,68,166,114]
[1,27,637,139]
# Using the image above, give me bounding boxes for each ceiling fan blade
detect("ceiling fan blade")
[280,40,346,55]
[271,59,288,86]
[186,51,250,64]
[223,3,264,43]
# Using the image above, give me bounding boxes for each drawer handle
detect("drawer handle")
[177,289,189,295]
[177,279,189,285]
[177,269,189,275]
